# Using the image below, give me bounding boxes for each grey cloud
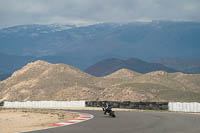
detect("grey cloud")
[0,0,200,28]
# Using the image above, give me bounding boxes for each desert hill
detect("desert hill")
[0,60,100,101]
[0,60,200,102]
[98,70,200,102]
[100,71,200,102]
[103,68,141,80]
[94,69,142,88]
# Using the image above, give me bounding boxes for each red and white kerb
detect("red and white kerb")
[53,113,94,127]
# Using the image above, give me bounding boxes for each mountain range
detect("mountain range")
[156,57,200,74]
[0,21,200,80]
[84,58,177,77]
[0,21,200,69]
[0,60,200,102]
[0,52,200,81]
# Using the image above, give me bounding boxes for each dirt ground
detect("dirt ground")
[0,108,79,133]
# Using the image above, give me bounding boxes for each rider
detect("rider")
[103,103,112,115]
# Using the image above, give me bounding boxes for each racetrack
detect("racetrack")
[27,110,200,133]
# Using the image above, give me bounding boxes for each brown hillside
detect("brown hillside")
[104,68,141,80]
[100,71,200,102]
[1,61,200,102]
[0,60,100,101]
[95,69,141,88]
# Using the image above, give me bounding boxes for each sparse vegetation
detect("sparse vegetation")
[0,60,200,102]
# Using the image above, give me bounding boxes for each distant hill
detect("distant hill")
[103,68,141,80]
[1,60,200,102]
[84,58,177,76]
[98,70,200,102]
[94,68,142,89]
[157,57,200,74]
[1,52,199,81]
[0,21,200,69]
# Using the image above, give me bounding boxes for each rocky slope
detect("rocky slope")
[0,60,200,102]
[0,60,100,101]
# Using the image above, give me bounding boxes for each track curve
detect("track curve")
[27,110,200,133]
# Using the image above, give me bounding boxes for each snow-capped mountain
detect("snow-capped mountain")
[0,21,200,69]
[0,24,76,34]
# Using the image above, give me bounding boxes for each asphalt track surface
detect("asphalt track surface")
[27,110,200,133]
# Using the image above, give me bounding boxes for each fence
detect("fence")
[3,101,85,108]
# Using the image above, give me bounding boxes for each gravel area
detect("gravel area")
[0,108,78,133]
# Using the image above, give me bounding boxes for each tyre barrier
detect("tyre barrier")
[0,101,4,106]
[1,101,200,112]
[86,101,168,110]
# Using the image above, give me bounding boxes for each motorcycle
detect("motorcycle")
[102,106,116,118]
[109,110,116,117]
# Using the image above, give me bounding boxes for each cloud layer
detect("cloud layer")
[0,0,200,27]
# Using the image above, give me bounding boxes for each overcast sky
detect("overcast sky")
[0,0,200,28]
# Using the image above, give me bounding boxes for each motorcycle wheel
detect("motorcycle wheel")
[109,111,116,118]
